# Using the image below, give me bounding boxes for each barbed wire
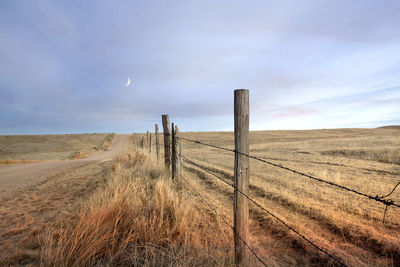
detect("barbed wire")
[178,173,268,266]
[381,180,400,223]
[178,152,347,267]
[177,136,400,209]
[380,180,400,198]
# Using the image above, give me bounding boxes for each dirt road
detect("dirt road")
[0,135,128,197]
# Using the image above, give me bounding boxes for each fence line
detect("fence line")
[177,136,400,209]
[136,128,398,265]
[137,89,398,266]
[178,151,347,267]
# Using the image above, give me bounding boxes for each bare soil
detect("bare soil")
[0,135,127,198]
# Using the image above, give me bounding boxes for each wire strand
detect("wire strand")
[178,152,347,267]
[380,180,400,198]
[178,173,268,266]
[178,136,399,209]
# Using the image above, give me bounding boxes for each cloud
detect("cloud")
[0,0,399,134]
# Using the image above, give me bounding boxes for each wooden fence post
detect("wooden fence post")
[141,136,144,149]
[172,124,180,179]
[155,124,159,162]
[233,89,250,266]
[162,115,171,171]
[149,132,152,153]
[146,131,150,152]
[179,131,182,172]
[171,123,175,178]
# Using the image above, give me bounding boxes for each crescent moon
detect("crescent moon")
[125,78,131,87]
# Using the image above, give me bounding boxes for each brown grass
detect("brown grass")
[0,133,113,160]
[2,128,399,266]
[322,148,400,165]
[41,146,233,266]
[0,159,43,165]
[0,161,108,266]
[172,127,400,266]
[68,151,89,160]
[96,133,116,151]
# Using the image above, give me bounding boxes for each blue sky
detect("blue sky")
[1,0,399,134]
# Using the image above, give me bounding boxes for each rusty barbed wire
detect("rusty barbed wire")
[177,136,400,209]
[178,173,268,266]
[178,152,347,267]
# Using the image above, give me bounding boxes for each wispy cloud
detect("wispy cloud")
[0,0,399,134]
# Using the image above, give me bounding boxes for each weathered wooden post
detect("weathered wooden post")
[172,124,180,179]
[171,123,175,177]
[155,124,159,162]
[149,133,152,153]
[146,131,150,152]
[233,89,250,266]
[178,131,182,172]
[141,136,144,149]
[162,115,171,171]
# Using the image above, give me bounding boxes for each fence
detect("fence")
[137,89,400,267]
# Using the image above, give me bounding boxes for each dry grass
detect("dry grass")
[40,145,233,266]
[96,133,116,151]
[322,148,400,165]
[0,159,43,165]
[2,128,399,266]
[171,127,400,266]
[66,133,115,160]
[0,161,108,266]
[0,133,114,160]
[68,151,89,160]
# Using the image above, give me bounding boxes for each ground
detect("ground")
[0,128,399,266]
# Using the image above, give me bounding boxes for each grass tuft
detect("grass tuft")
[41,148,231,266]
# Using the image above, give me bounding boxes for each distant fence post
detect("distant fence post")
[172,124,180,179]
[162,115,171,171]
[171,122,175,177]
[178,130,182,172]
[146,131,150,152]
[155,124,159,162]
[149,132,152,153]
[233,89,250,266]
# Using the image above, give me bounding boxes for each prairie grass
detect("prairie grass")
[322,148,400,165]
[0,159,42,165]
[68,151,89,160]
[41,145,233,266]
[2,128,399,266]
[0,133,114,160]
[0,161,107,266]
[171,127,400,266]
[96,133,116,151]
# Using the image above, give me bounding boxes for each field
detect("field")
[0,127,399,266]
[0,133,115,162]
[173,127,400,266]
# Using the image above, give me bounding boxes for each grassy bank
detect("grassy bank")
[41,146,232,266]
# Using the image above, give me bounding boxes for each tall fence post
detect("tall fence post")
[233,89,250,266]
[155,124,159,162]
[172,124,180,179]
[141,136,144,149]
[162,115,171,171]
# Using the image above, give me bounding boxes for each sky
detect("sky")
[1,0,399,134]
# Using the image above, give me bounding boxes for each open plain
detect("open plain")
[175,126,400,266]
[0,127,399,266]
